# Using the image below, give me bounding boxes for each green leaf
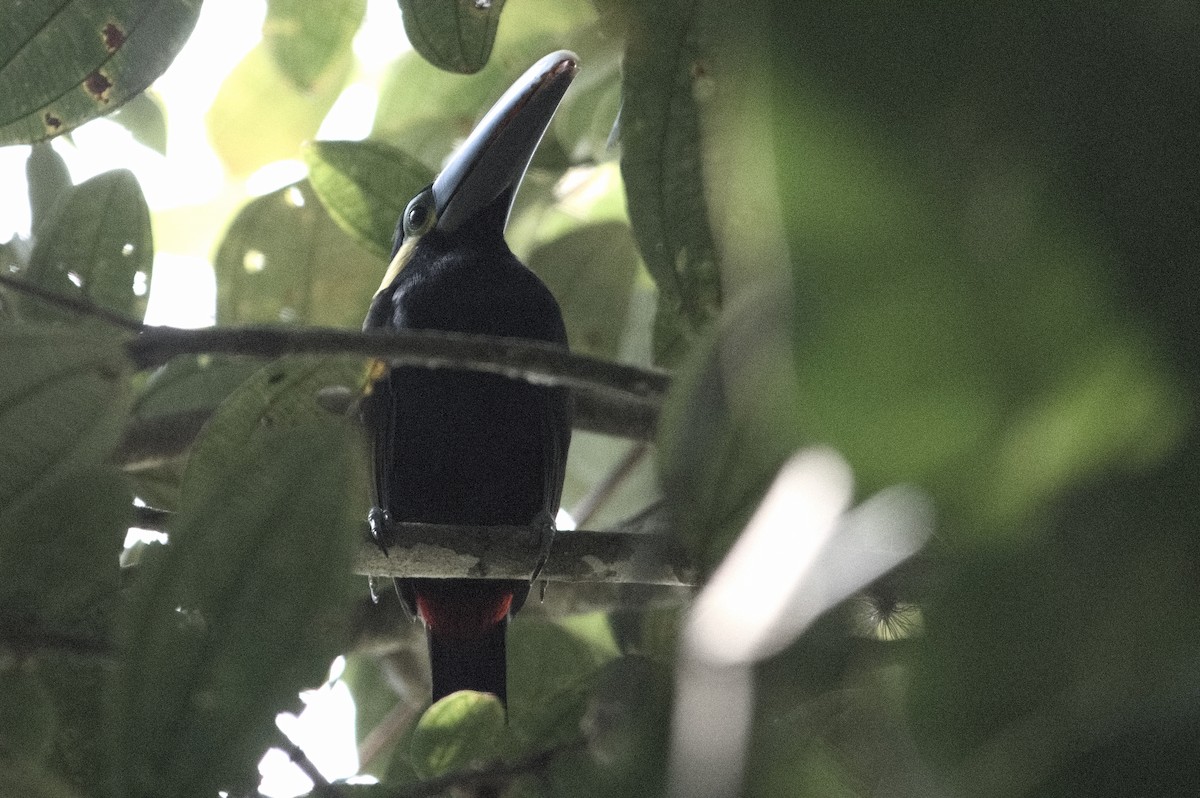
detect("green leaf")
[21,169,153,324]
[0,328,131,514]
[132,356,264,422]
[410,691,507,778]
[214,181,382,327]
[619,0,724,365]
[264,0,367,91]
[527,222,640,360]
[25,143,72,235]
[304,140,435,258]
[0,0,202,145]
[115,420,364,798]
[179,355,371,517]
[206,43,350,177]
[108,90,167,155]
[38,654,117,797]
[398,0,507,75]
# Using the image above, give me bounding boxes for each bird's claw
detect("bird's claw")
[368,506,391,557]
[529,512,556,600]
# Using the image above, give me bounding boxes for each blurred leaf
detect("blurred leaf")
[411,691,507,778]
[20,169,153,324]
[108,90,168,155]
[25,143,72,235]
[0,671,55,764]
[0,757,83,798]
[398,0,507,75]
[0,0,202,145]
[304,140,435,258]
[508,614,619,743]
[132,356,264,422]
[527,222,639,360]
[546,656,670,798]
[115,421,364,798]
[0,328,130,513]
[38,654,116,797]
[550,26,622,163]
[342,654,407,779]
[264,0,367,91]
[656,288,805,570]
[373,0,594,167]
[206,43,350,177]
[214,180,381,327]
[619,0,724,365]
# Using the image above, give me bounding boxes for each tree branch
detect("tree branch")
[129,503,698,587]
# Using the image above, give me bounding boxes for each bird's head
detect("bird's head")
[374,50,579,298]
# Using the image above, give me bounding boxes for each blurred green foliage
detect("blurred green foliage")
[0,0,1197,796]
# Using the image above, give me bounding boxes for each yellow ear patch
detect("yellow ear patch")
[375,236,419,297]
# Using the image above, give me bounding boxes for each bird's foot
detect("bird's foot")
[368,506,391,556]
[530,512,556,600]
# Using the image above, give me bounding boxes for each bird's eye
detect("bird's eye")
[402,192,435,238]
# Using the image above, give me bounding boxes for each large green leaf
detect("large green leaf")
[0,671,55,765]
[0,0,202,144]
[214,181,382,327]
[21,169,153,324]
[179,355,371,517]
[115,421,364,798]
[619,0,724,365]
[398,0,507,75]
[0,328,131,514]
[264,0,367,91]
[303,139,435,258]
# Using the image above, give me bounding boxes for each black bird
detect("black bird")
[362,52,577,707]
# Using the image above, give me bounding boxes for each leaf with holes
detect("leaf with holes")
[214,181,382,327]
[20,169,153,324]
[304,140,435,258]
[0,328,131,515]
[0,0,202,144]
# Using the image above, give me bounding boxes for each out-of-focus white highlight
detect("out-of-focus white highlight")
[685,448,853,667]
[669,448,933,798]
[245,160,308,197]
[316,84,378,142]
[260,658,358,798]
[555,507,577,531]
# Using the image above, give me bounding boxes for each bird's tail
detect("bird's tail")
[427,619,509,706]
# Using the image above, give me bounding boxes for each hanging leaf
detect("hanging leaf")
[264,0,367,91]
[304,139,435,258]
[108,90,168,155]
[0,0,202,144]
[25,143,72,235]
[619,0,724,366]
[398,0,507,75]
[20,169,153,324]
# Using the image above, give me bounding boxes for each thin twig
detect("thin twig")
[275,736,336,796]
[0,272,144,331]
[570,442,651,528]
[358,699,420,771]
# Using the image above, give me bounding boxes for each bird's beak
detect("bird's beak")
[431,50,579,234]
